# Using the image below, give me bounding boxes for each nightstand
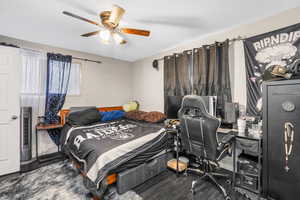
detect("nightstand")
[35,123,65,165]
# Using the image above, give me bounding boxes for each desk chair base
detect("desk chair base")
[190,163,231,200]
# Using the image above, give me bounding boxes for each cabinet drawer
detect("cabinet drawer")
[117,153,172,194]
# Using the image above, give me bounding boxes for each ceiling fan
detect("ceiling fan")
[63,5,151,45]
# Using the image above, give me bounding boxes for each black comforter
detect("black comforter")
[60,119,173,197]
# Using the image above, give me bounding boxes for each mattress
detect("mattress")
[60,119,173,196]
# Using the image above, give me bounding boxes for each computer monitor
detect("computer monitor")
[166,95,217,119]
[166,96,183,119]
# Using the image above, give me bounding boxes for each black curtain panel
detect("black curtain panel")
[163,40,231,115]
[192,40,232,112]
[244,23,300,116]
[217,40,232,108]
[207,44,218,96]
[164,55,176,113]
[45,53,72,145]
[176,51,192,95]
[193,47,209,95]
[164,52,191,113]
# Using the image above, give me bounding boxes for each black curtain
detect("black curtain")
[193,47,209,95]
[176,51,192,95]
[193,40,232,112]
[163,40,231,115]
[45,53,72,145]
[164,52,191,113]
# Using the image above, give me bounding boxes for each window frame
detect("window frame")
[67,62,82,97]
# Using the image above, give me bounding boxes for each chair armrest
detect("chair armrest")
[217,134,235,151]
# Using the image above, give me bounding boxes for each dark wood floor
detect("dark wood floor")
[134,170,249,200]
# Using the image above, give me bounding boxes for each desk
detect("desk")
[35,123,65,165]
[218,129,263,199]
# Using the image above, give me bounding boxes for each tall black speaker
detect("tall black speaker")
[20,106,32,161]
[262,80,300,199]
[20,107,38,172]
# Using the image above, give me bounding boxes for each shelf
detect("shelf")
[36,124,63,130]
[38,152,65,164]
[235,185,260,194]
[237,171,260,177]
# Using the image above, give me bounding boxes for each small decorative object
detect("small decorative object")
[152,59,159,70]
[249,123,262,138]
[167,159,187,172]
[37,116,45,125]
[237,118,246,133]
[270,65,292,79]
[283,122,294,172]
[256,98,263,113]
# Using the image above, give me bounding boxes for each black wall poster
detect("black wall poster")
[244,23,300,116]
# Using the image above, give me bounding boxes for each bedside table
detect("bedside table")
[35,123,65,165]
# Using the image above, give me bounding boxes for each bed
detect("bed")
[59,106,173,199]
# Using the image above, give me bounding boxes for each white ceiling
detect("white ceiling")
[0,0,299,61]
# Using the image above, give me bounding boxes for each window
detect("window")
[67,63,81,95]
[20,51,46,95]
[20,50,47,138]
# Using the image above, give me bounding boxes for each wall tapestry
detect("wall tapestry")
[244,23,300,116]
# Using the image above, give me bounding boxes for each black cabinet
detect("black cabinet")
[262,80,300,199]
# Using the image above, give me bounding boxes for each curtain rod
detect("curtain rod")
[1,44,102,64]
[21,47,102,64]
[154,36,244,62]
[72,57,102,64]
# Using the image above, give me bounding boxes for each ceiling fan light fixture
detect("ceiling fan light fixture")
[112,32,126,45]
[99,29,111,44]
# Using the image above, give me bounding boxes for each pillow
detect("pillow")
[123,101,139,112]
[69,106,96,113]
[101,110,125,122]
[125,110,147,121]
[143,111,166,123]
[67,107,101,126]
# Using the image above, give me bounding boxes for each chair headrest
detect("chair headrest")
[179,95,209,116]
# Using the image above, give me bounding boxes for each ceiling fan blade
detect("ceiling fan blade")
[108,5,125,26]
[63,11,100,26]
[120,28,150,37]
[81,31,100,37]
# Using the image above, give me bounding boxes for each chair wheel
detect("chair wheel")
[225,196,231,200]
[191,188,195,195]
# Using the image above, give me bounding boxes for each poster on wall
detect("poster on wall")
[244,23,300,116]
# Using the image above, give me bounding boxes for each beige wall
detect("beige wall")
[0,35,133,155]
[131,7,300,112]
[0,35,133,108]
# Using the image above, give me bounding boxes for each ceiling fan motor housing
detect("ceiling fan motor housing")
[100,11,116,29]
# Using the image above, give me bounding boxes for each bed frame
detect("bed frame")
[59,106,123,200]
[60,106,123,125]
